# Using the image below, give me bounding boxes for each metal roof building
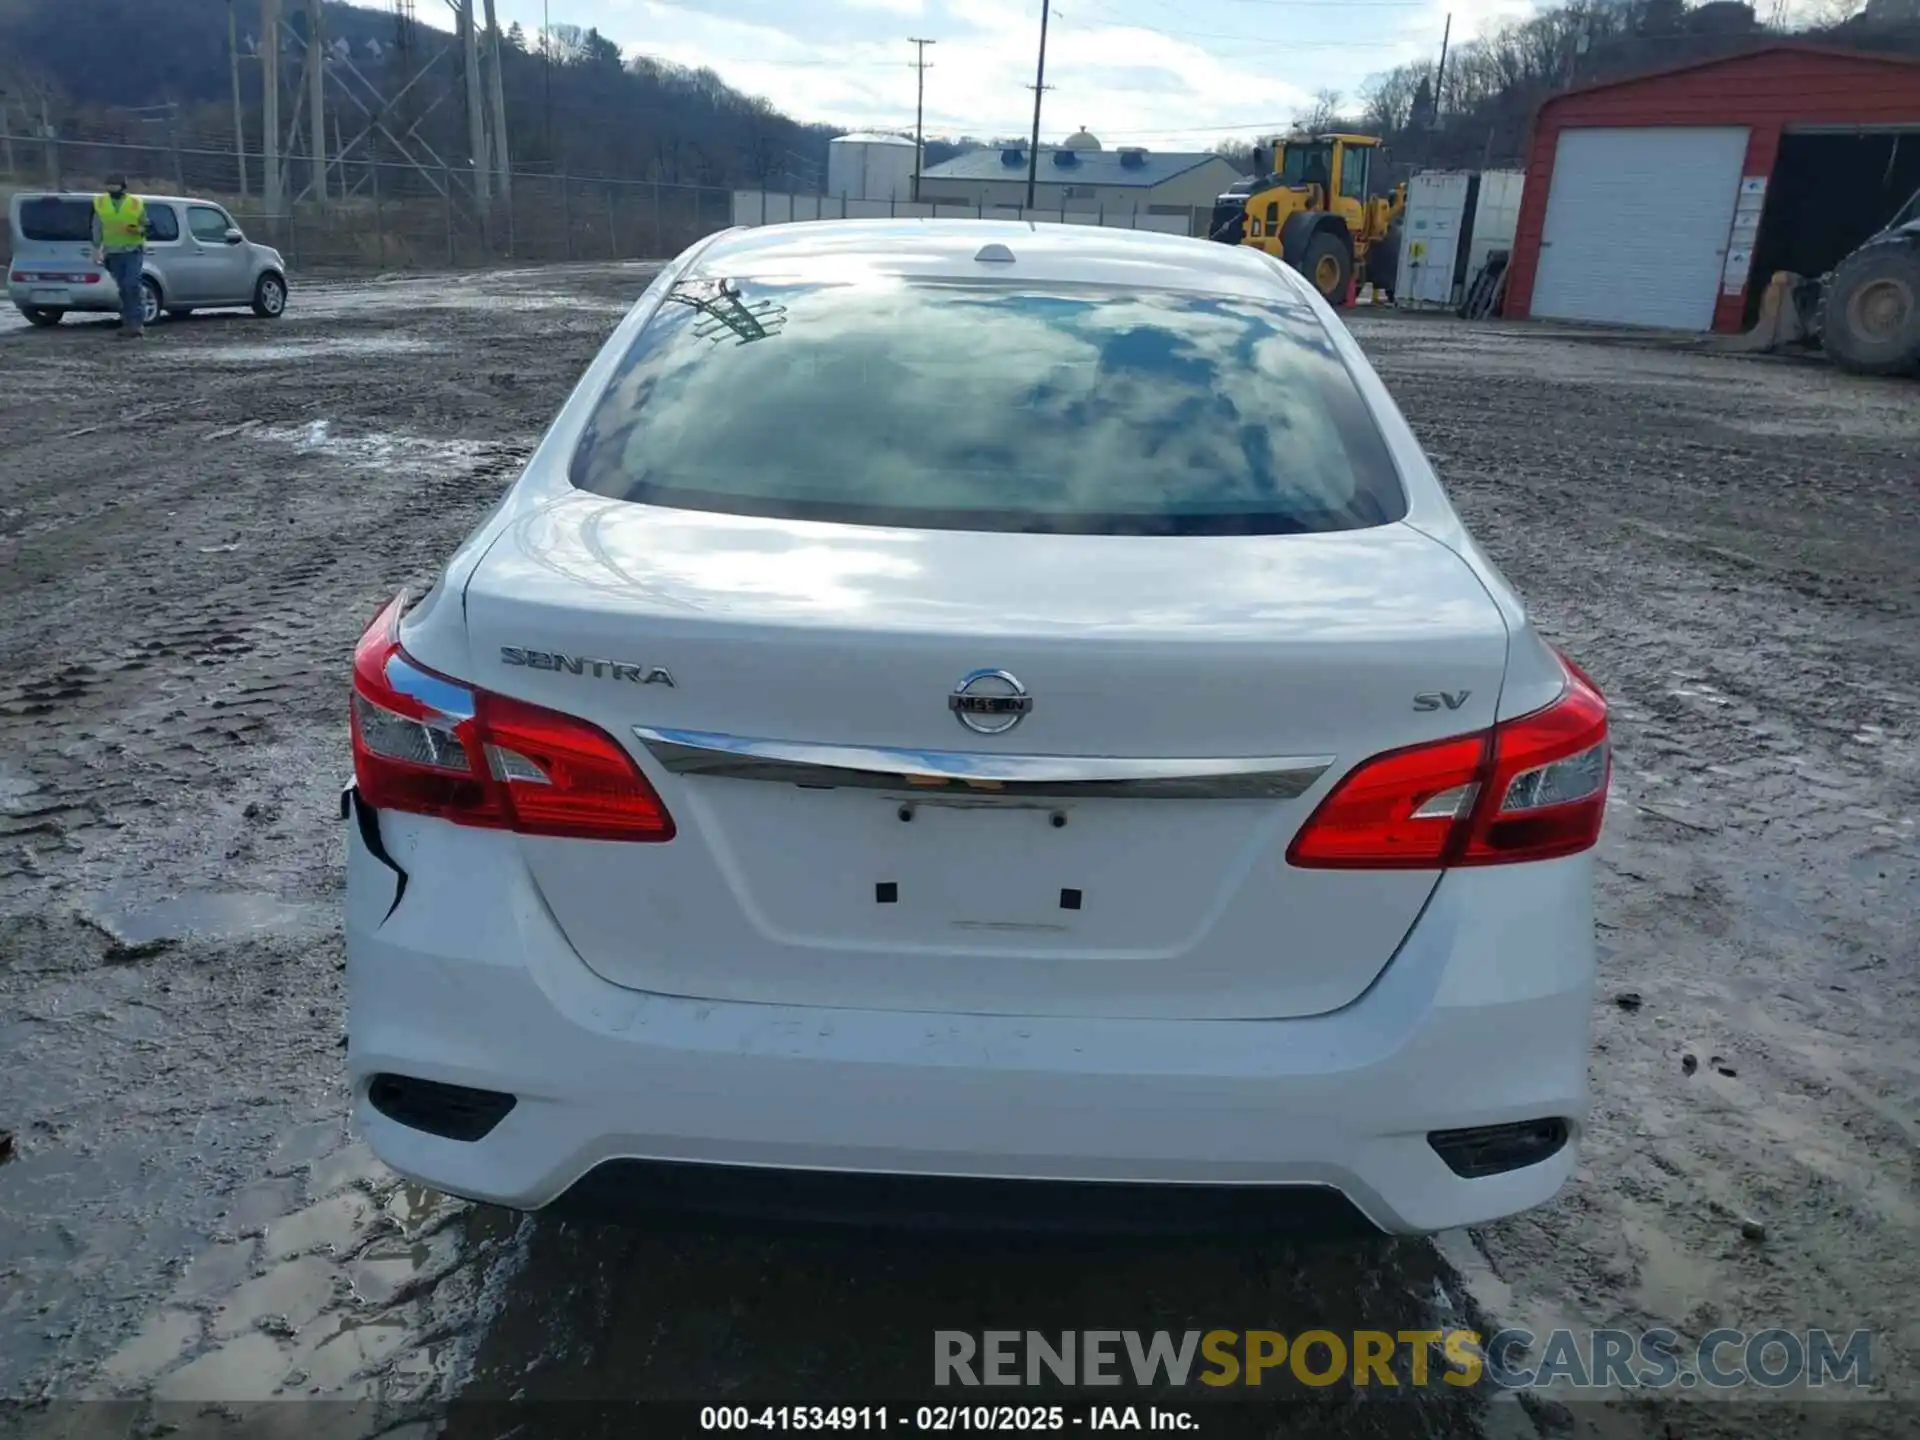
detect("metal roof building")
[916,137,1245,219]
[1505,45,1920,332]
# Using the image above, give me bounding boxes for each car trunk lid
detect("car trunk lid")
[457,496,1509,1020]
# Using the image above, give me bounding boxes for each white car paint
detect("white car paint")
[345,219,1604,1234]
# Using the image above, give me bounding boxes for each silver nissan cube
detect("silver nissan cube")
[7,191,290,328]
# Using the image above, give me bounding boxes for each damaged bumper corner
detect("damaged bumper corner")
[342,780,408,922]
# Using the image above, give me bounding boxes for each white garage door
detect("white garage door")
[1531,127,1748,331]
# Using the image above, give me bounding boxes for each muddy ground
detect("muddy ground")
[0,268,1915,1439]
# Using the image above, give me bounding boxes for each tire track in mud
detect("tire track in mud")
[0,267,660,1406]
[0,283,606,893]
[4,284,1916,1438]
[1355,317,1920,1440]
[0,270,1492,1438]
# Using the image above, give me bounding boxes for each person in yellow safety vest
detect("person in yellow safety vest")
[91,175,149,338]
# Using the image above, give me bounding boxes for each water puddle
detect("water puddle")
[261,420,500,478]
[351,1225,464,1305]
[1667,676,1732,707]
[424,291,630,315]
[88,889,330,945]
[384,1182,449,1235]
[0,764,40,810]
[284,1308,416,1392]
[198,336,437,363]
[214,1256,337,1341]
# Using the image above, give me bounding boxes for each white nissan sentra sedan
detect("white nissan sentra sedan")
[344,219,1609,1237]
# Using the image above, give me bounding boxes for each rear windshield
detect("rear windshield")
[17,197,95,243]
[569,278,1405,536]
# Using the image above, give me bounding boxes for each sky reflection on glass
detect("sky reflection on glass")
[571,280,1405,536]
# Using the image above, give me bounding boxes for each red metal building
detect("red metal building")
[1505,45,1920,333]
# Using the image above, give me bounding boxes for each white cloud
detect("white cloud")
[493,0,1547,148]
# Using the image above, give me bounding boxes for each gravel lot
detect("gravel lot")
[1,266,1915,1439]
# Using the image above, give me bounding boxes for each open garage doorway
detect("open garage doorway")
[1747,129,1920,326]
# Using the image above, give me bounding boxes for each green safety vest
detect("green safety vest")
[94,192,146,250]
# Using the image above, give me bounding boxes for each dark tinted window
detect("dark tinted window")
[1280,144,1333,190]
[145,205,180,242]
[187,206,230,242]
[1340,146,1370,203]
[18,197,93,242]
[570,279,1404,536]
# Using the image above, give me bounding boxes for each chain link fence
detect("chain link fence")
[2,134,742,272]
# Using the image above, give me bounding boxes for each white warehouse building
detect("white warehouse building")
[915,131,1244,222]
[825,133,919,204]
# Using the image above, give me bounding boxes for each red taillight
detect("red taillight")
[1288,659,1609,870]
[349,593,675,842]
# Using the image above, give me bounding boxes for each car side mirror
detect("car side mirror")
[224,228,244,245]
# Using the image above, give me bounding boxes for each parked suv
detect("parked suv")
[7,191,290,328]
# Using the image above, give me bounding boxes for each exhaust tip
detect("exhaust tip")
[1428,1117,1570,1179]
[367,1073,516,1142]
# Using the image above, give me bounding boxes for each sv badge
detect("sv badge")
[1414,690,1472,712]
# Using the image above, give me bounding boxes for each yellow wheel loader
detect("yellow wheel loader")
[1207,133,1406,305]
[1818,183,1920,376]
[1738,184,1919,376]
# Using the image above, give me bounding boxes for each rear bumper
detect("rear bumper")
[9,276,122,312]
[544,1157,1382,1236]
[345,800,1596,1236]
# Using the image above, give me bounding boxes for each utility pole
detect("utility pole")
[1024,0,1051,211]
[167,101,186,193]
[1432,12,1452,129]
[41,95,59,189]
[460,0,491,203]
[908,37,935,203]
[483,0,511,198]
[263,0,282,213]
[542,0,553,162]
[228,0,248,196]
[306,0,326,202]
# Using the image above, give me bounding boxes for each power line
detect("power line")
[1119,0,1427,11]
[1092,119,1330,135]
[1078,0,1429,39]
[630,54,934,70]
[1062,11,1432,46]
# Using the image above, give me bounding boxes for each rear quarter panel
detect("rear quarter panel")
[397,234,741,680]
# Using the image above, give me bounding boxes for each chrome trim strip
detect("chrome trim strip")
[383,652,474,721]
[634,727,1333,800]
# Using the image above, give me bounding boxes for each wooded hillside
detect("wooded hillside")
[5,0,1916,197]
[0,0,970,191]
[1293,1,1920,174]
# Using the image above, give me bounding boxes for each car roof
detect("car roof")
[684,218,1316,306]
[13,192,221,208]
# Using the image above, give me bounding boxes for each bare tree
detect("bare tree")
[1293,87,1345,134]
[1358,69,1421,135]
[1212,138,1258,171]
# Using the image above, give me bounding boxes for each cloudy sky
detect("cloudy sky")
[484,0,1543,149]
